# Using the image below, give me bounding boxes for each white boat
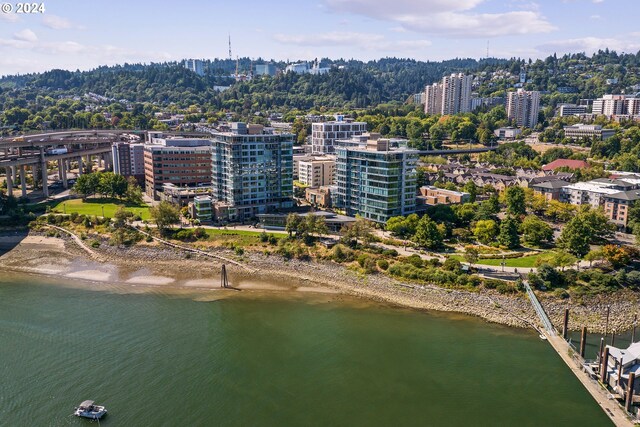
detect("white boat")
[539,334,547,341]
[74,400,107,420]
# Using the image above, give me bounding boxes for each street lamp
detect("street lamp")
[501,254,506,272]
[101,205,104,217]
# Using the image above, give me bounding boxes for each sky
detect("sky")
[0,0,639,75]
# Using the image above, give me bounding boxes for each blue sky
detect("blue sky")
[1,0,638,74]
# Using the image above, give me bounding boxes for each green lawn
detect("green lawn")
[52,198,151,220]
[451,253,546,268]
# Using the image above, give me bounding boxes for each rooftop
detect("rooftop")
[542,159,589,171]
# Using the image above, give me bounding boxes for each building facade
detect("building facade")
[424,73,473,115]
[297,157,335,187]
[563,124,615,141]
[557,104,587,117]
[507,89,540,128]
[210,122,294,221]
[143,139,212,200]
[254,63,277,76]
[335,136,418,223]
[311,119,367,154]
[184,59,205,76]
[112,142,145,184]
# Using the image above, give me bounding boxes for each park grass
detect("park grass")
[52,198,151,220]
[203,228,284,238]
[451,253,546,268]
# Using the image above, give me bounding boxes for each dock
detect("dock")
[523,280,637,427]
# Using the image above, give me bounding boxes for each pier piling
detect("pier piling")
[579,327,587,358]
[625,372,636,413]
[221,264,229,288]
[601,346,610,384]
[562,308,569,340]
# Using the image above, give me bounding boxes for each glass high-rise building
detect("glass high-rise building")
[211,123,294,221]
[335,137,418,223]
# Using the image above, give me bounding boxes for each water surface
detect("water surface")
[0,278,611,426]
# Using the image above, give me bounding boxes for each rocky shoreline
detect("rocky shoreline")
[1,230,638,334]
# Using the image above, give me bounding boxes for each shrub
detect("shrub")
[175,229,195,241]
[90,239,101,248]
[382,249,398,257]
[377,259,389,270]
[260,231,269,242]
[193,227,208,240]
[234,246,245,256]
[553,288,570,299]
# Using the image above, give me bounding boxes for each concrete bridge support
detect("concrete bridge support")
[77,156,83,176]
[31,165,38,189]
[5,166,13,196]
[61,160,68,189]
[20,166,26,198]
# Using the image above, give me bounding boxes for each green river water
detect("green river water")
[0,277,612,426]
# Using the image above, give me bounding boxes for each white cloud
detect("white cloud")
[322,0,555,37]
[590,14,602,20]
[13,29,38,43]
[0,12,19,22]
[41,15,85,30]
[273,31,430,51]
[537,36,640,55]
[592,0,604,3]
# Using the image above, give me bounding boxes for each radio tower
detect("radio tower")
[228,34,232,60]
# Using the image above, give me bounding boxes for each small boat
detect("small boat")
[74,400,107,420]
[539,334,547,341]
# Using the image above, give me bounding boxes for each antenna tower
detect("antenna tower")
[228,34,232,60]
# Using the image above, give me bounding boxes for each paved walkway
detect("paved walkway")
[546,334,635,427]
[45,224,104,261]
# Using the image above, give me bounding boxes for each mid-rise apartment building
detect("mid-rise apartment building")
[507,89,540,128]
[112,142,145,184]
[563,124,615,141]
[335,135,418,223]
[297,157,335,187]
[144,138,212,200]
[311,118,367,154]
[424,73,473,116]
[210,122,294,221]
[592,94,640,118]
[557,104,587,117]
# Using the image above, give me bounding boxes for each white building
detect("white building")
[507,89,540,128]
[184,59,205,76]
[563,124,616,141]
[494,127,522,140]
[557,104,587,117]
[285,60,330,75]
[424,73,473,115]
[592,94,640,117]
[311,118,367,154]
[297,156,335,187]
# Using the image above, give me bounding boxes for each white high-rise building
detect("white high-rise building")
[592,94,639,116]
[507,89,540,128]
[424,73,472,115]
[184,59,205,76]
[311,118,367,154]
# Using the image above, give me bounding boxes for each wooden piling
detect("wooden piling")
[601,346,609,384]
[611,331,615,346]
[562,308,569,340]
[221,264,228,288]
[625,372,636,413]
[599,337,605,362]
[579,327,587,358]
[632,316,637,344]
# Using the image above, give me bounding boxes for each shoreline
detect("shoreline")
[1,231,638,333]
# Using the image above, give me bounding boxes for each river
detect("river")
[0,277,611,426]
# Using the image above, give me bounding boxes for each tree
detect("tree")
[474,219,498,245]
[125,177,143,205]
[475,195,500,221]
[497,216,520,249]
[113,205,133,228]
[149,201,180,236]
[520,215,554,246]
[99,172,128,198]
[462,180,478,203]
[584,249,604,267]
[505,186,526,216]
[413,215,443,250]
[342,217,375,245]
[72,173,100,199]
[535,250,577,270]
[385,214,419,238]
[602,245,632,269]
[557,216,591,257]
[464,247,479,264]
[285,213,303,237]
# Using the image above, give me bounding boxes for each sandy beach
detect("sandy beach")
[0,231,638,333]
